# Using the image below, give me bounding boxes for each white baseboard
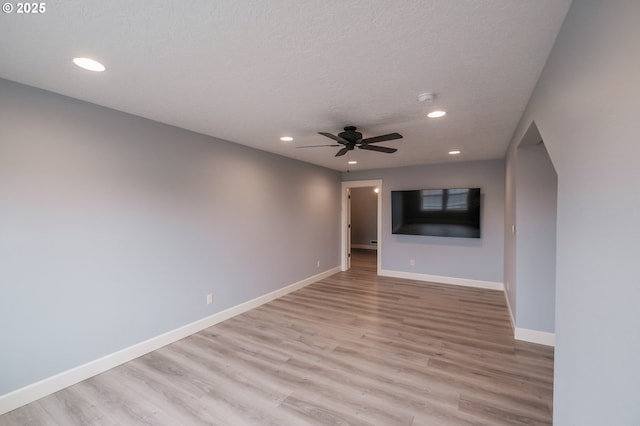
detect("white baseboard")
[351,244,377,250]
[379,269,504,291]
[514,327,555,347]
[504,289,555,347]
[0,266,341,416]
[381,270,555,347]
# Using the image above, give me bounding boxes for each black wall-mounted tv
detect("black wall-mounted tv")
[391,188,481,238]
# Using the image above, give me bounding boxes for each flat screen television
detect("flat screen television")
[391,188,481,238]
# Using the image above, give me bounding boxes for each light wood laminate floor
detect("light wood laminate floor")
[0,249,554,425]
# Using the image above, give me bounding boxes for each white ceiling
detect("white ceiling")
[0,0,571,171]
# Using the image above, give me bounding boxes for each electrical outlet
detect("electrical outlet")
[409,259,415,266]
[206,293,213,305]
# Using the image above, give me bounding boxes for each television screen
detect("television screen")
[391,188,481,238]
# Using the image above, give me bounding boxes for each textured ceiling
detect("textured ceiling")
[0,0,571,171]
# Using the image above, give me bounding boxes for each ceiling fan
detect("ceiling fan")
[298,126,403,157]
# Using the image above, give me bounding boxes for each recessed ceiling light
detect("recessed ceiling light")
[73,57,105,72]
[427,110,447,118]
[280,136,293,142]
[348,161,357,165]
[449,150,461,155]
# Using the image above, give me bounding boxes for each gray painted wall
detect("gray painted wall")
[516,144,557,332]
[0,79,341,395]
[505,1,640,423]
[350,187,378,247]
[343,160,504,283]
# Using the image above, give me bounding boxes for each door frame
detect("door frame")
[341,179,383,273]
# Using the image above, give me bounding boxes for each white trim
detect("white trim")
[351,244,377,250]
[504,288,555,346]
[504,289,516,332]
[379,268,504,291]
[514,327,555,347]
[380,269,554,346]
[0,266,341,416]
[341,180,382,274]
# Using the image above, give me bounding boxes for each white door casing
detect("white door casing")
[341,180,382,273]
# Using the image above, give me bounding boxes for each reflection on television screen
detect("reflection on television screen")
[392,188,481,238]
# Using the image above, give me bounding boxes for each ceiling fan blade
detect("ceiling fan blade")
[359,145,397,154]
[296,144,341,148]
[319,132,349,144]
[360,133,403,144]
[335,147,350,157]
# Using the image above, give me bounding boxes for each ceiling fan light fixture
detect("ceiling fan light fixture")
[73,57,106,72]
[311,126,402,157]
[427,110,447,118]
[348,161,357,165]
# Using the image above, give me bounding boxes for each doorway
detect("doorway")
[341,180,382,273]
[511,121,557,342]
